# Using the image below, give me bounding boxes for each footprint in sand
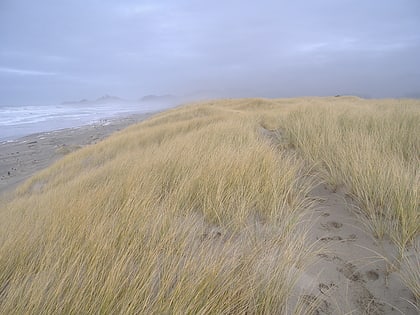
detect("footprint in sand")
[365,270,379,281]
[320,221,343,231]
[318,282,338,295]
[319,235,343,242]
[317,253,341,262]
[318,254,365,283]
[348,233,357,240]
[337,261,364,282]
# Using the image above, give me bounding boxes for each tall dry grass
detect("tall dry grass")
[0,101,314,314]
[278,97,420,304]
[1,97,418,313]
[280,98,419,248]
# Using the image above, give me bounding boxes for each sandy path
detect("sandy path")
[261,127,418,314]
[296,181,417,314]
[0,113,155,197]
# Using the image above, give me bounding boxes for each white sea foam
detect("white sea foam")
[0,101,174,142]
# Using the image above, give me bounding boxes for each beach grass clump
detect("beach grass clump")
[399,239,420,306]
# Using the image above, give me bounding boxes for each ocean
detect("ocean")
[0,101,174,143]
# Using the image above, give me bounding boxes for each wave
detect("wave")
[0,102,173,142]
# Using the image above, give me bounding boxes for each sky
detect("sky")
[1,0,420,105]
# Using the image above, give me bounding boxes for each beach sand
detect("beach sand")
[294,182,417,314]
[0,112,155,197]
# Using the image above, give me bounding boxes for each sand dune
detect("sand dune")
[0,97,418,314]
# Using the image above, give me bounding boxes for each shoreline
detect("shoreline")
[0,112,157,197]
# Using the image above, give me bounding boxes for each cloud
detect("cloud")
[0,51,73,63]
[0,66,57,76]
[0,0,419,104]
[116,3,164,18]
[296,37,415,55]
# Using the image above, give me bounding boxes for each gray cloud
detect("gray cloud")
[0,66,57,76]
[1,0,420,105]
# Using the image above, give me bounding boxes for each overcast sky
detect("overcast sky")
[1,0,420,105]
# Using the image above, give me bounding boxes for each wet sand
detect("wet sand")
[0,112,156,197]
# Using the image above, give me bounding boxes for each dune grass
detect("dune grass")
[0,97,418,313]
[278,97,420,304]
[279,97,419,249]
[0,101,314,314]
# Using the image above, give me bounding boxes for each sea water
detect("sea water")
[0,101,173,142]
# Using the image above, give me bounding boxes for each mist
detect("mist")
[1,0,420,105]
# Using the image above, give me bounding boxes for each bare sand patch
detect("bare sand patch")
[296,181,418,314]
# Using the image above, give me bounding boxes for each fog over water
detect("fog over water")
[1,0,420,106]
